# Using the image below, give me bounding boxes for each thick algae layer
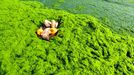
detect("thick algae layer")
[38,0,134,36]
[0,0,134,75]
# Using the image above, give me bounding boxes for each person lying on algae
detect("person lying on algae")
[36,20,59,41]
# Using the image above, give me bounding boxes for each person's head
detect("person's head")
[37,28,43,36]
[50,28,58,36]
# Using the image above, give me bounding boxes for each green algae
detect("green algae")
[38,0,134,36]
[0,0,134,75]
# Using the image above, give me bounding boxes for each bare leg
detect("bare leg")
[51,20,56,28]
[44,20,51,28]
[55,22,58,28]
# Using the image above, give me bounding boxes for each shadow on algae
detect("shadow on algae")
[0,0,134,75]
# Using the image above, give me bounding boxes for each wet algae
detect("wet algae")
[0,0,134,75]
[39,0,134,36]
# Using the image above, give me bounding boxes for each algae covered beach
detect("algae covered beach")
[0,0,134,75]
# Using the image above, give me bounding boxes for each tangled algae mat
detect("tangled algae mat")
[0,0,134,75]
[39,0,134,36]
